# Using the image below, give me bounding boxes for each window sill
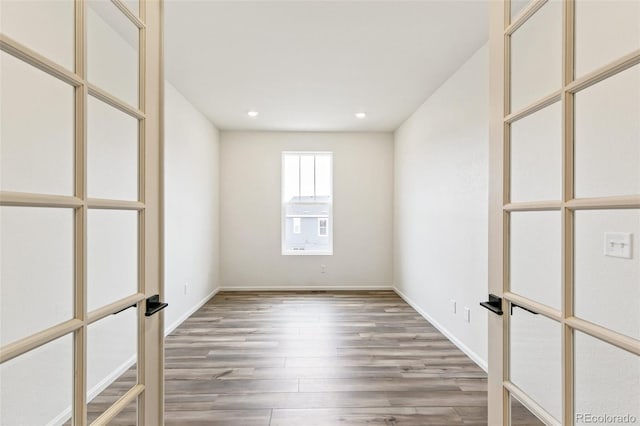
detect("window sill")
[282,250,333,256]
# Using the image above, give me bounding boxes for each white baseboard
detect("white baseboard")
[164,286,221,336]
[219,285,393,292]
[48,407,72,426]
[393,286,488,372]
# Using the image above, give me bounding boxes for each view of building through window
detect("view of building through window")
[282,152,333,254]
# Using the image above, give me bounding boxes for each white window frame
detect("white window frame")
[293,217,301,234]
[318,218,328,237]
[281,151,333,256]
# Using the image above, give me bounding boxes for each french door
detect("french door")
[488,0,640,424]
[0,0,164,424]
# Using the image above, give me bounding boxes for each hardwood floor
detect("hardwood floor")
[164,291,488,425]
[81,290,536,425]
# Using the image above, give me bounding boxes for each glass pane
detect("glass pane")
[575,0,640,77]
[282,154,300,203]
[510,395,545,426]
[574,65,640,198]
[510,0,562,112]
[510,306,561,421]
[87,0,139,107]
[0,207,74,346]
[122,0,139,17]
[88,210,138,311]
[300,155,315,197]
[0,0,74,70]
[511,0,533,21]
[110,398,137,426]
[0,51,74,196]
[575,209,640,340]
[315,154,332,198]
[574,332,640,425]
[0,334,73,426]
[510,211,561,310]
[510,102,562,202]
[88,95,139,201]
[87,309,138,424]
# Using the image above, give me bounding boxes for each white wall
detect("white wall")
[393,45,489,369]
[0,3,221,424]
[220,131,393,290]
[164,81,220,333]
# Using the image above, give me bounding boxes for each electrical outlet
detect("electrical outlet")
[184,282,189,295]
[464,307,470,323]
[450,299,456,314]
[321,264,326,274]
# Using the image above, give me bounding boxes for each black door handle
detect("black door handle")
[480,294,503,315]
[145,294,168,317]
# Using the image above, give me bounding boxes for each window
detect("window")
[318,218,328,237]
[282,152,332,255]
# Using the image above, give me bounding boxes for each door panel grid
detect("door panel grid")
[490,0,640,425]
[0,0,163,425]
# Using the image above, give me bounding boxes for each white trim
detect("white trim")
[164,287,220,337]
[220,285,393,291]
[48,407,72,426]
[393,286,488,372]
[50,353,139,426]
[88,355,138,402]
[282,249,333,256]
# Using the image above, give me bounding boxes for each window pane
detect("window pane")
[0,0,74,70]
[510,102,562,202]
[511,0,533,21]
[574,332,640,424]
[510,306,562,421]
[88,210,138,311]
[574,209,640,340]
[0,334,73,426]
[0,51,74,196]
[300,155,315,197]
[109,397,137,425]
[510,211,561,310]
[575,0,640,78]
[574,65,640,198]
[510,0,562,112]
[87,0,139,107]
[282,154,300,203]
[88,95,139,201]
[315,154,332,198]
[510,394,545,425]
[87,308,138,424]
[0,207,74,346]
[122,0,139,17]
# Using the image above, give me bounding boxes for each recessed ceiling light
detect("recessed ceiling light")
[355,112,367,119]
[247,110,259,118]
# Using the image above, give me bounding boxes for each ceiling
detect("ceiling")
[165,1,488,132]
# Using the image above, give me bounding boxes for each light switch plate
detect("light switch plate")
[604,232,632,259]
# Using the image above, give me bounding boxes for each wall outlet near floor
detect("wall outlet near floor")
[450,299,456,314]
[184,282,189,295]
[464,307,470,322]
[321,264,326,274]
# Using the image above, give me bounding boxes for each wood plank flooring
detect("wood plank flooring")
[80,290,560,425]
[163,291,488,425]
